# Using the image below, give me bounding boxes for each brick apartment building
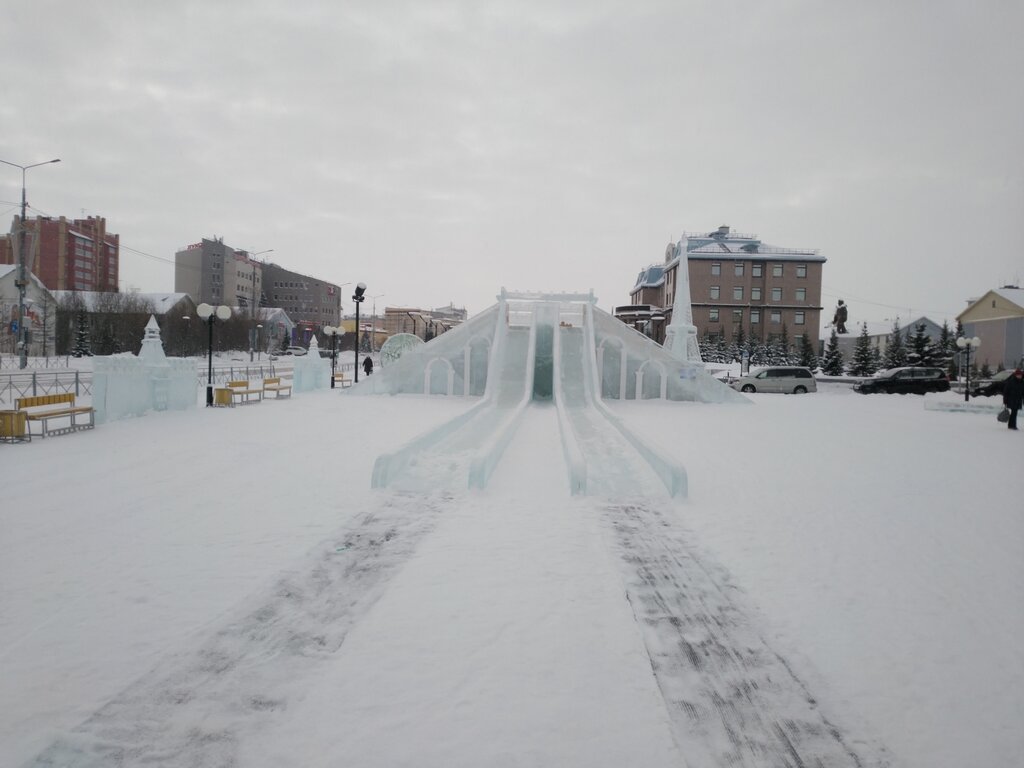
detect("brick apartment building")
[620,225,826,345]
[0,215,119,292]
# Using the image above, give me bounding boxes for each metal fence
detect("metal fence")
[0,356,74,370]
[0,370,90,403]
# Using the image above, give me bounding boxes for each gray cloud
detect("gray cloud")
[2,0,1021,320]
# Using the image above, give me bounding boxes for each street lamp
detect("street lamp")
[956,335,981,402]
[323,325,345,388]
[197,302,232,406]
[353,283,366,382]
[181,316,191,357]
[256,324,263,361]
[0,156,60,369]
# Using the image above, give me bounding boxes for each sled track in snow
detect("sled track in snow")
[603,502,892,768]
[27,492,453,768]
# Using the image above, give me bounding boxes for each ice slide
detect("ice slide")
[370,304,537,492]
[552,302,687,498]
[371,293,691,497]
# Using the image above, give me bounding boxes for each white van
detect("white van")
[731,366,817,394]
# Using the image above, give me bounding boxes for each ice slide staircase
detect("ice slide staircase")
[368,291,744,496]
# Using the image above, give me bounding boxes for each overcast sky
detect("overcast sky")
[2,0,1021,324]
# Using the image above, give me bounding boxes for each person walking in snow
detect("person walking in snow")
[1002,368,1024,430]
[362,356,374,376]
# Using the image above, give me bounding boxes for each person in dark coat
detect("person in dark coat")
[362,356,374,376]
[1003,368,1024,430]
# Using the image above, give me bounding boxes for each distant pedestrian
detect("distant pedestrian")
[362,356,374,376]
[1003,368,1024,430]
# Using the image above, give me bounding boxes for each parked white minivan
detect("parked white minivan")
[731,366,817,394]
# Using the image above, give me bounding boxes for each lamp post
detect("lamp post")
[256,324,263,361]
[324,325,345,388]
[0,156,61,369]
[181,315,191,357]
[353,283,366,382]
[956,335,981,402]
[197,303,232,406]
[369,294,384,352]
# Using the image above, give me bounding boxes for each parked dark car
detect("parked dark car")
[969,369,1013,398]
[854,367,950,395]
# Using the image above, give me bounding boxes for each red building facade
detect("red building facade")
[1,215,119,292]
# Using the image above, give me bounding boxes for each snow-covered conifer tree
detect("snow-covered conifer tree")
[848,323,878,376]
[821,328,845,375]
[882,319,907,369]
[797,332,818,371]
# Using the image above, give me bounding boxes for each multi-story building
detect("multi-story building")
[174,237,343,344]
[621,225,826,345]
[1,215,119,292]
[174,238,262,313]
[383,303,468,341]
[259,261,342,343]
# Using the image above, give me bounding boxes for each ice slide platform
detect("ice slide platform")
[361,291,747,497]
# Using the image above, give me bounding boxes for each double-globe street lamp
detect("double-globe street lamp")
[956,335,981,402]
[352,283,366,382]
[323,325,346,388]
[0,156,61,369]
[197,303,232,406]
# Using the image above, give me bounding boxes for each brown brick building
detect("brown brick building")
[0,215,119,292]
[620,225,826,345]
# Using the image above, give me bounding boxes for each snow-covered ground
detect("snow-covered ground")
[1,382,1021,766]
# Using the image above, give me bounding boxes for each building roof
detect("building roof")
[632,265,666,290]
[993,287,1024,310]
[672,226,825,264]
[818,316,942,342]
[51,291,191,314]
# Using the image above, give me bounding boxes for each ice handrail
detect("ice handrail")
[583,302,688,498]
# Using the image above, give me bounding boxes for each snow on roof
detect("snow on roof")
[993,287,1024,309]
[632,265,666,289]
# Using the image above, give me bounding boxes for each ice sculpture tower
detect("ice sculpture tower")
[663,237,703,366]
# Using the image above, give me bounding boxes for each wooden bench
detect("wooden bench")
[15,393,95,438]
[226,380,264,404]
[263,377,292,398]
[333,372,352,388]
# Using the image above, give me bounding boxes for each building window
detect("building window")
[795,311,806,325]
[751,287,762,301]
[752,263,763,277]
[732,309,743,323]
[796,288,806,302]
[772,264,783,277]
[771,287,782,301]
[733,286,743,300]
[710,286,720,299]
[751,310,761,324]
[711,263,721,276]
[797,264,807,278]
[709,308,719,322]
[734,262,744,277]
[770,310,781,324]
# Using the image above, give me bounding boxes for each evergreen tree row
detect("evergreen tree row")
[700,318,967,377]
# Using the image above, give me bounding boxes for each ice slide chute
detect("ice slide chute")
[369,289,743,495]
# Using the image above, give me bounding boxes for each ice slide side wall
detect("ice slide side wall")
[549,304,688,498]
[371,301,536,491]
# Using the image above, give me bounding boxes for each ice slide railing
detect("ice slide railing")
[550,303,688,498]
[552,317,587,495]
[371,302,536,490]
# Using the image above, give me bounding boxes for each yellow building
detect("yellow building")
[957,287,1024,370]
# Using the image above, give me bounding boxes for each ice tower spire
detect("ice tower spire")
[665,237,703,366]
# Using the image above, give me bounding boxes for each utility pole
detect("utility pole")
[0,157,61,369]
